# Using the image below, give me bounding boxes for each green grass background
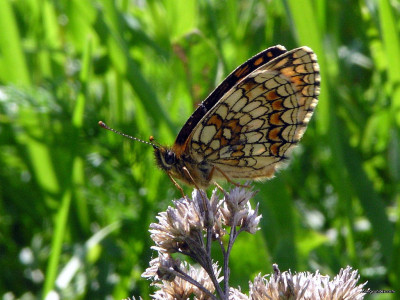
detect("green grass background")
[0,0,399,299]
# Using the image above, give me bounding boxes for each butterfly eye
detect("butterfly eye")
[164,151,176,165]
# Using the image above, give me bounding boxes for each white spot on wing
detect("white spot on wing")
[200,125,217,144]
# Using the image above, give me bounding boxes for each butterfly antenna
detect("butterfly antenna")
[149,135,163,148]
[98,121,158,148]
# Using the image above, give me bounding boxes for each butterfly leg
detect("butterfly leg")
[213,181,226,193]
[181,167,200,190]
[182,166,209,206]
[167,172,186,198]
[213,166,250,188]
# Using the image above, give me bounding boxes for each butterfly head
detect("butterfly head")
[154,145,206,188]
[153,146,177,171]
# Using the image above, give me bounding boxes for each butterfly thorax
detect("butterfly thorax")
[154,146,213,188]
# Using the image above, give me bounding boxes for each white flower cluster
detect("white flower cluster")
[148,187,260,257]
[248,264,366,300]
[139,187,366,300]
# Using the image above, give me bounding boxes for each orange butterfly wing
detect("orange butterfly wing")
[182,47,320,181]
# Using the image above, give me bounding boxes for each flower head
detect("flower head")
[250,264,366,300]
[149,195,205,254]
[242,202,261,234]
[141,253,180,282]
[229,287,250,299]
[220,186,259,231]
[144,255,221,300]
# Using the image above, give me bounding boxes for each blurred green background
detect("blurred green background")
[0,0,399,299]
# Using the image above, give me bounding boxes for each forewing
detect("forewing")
[173,45,288,156]
[187,47,320,179]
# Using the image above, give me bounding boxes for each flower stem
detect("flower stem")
[172,267,218,300]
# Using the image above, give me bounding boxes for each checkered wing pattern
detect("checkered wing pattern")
[187,47,320,180]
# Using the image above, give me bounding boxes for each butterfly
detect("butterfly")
[100,45,320,192]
